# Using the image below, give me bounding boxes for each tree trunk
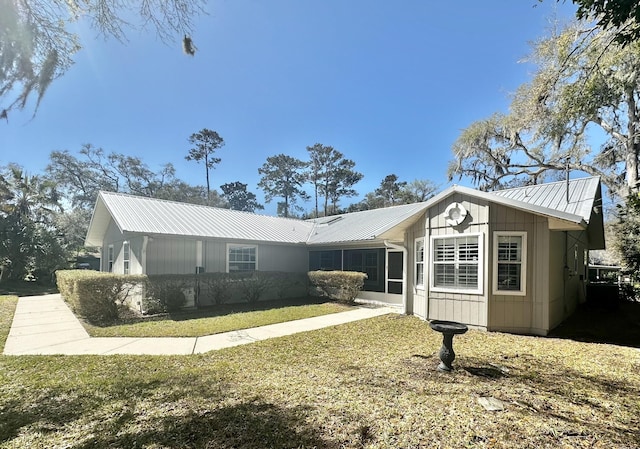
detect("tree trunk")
[626,88,640,194]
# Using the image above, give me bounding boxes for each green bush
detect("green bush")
[145,274,192,313]
[236,272,272,303]
[308,270,367,304]
[198,272,234,305]
[56,270,146,325]
[270,271,309,299]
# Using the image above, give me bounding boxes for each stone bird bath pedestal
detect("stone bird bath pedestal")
[429,320,468,371]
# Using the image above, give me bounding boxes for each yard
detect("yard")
[1,294,639,448]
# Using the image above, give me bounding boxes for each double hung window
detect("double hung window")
[431,233,483,294]
[493,232,526,295]
[415,238,425,288]
[123,241,130,274]
[227,245,257,272]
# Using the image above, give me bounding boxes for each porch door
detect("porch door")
[387,251,403,294]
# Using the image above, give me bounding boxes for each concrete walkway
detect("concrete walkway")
[3,294,397,356]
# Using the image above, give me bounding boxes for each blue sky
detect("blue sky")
[1,0,578,215]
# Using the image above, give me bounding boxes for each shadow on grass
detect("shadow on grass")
[0,364,335,449]
[550,300,640,348]
[76,400,334,449]
[116,296,336,325]
[0,280,58,297]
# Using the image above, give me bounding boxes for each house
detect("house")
[85,176,605,335]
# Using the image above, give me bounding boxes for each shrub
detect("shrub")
[145,274,192,313]
[56,270,146,325]
[308,270,367,304]
[198,272,234,305]
[270,271,309,299]
[236,272,272,303]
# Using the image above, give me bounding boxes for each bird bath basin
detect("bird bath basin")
[429,320,468,371]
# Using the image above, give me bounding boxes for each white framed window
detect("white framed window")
[107,245,114,272]
[227,244,258,272]
[123,241,130,275]
[415,238,425,288]
[492,232,527,296]
[430,233,483,294]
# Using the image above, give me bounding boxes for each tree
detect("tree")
[570,0,640,45]
[0,165,65,281]
[612,193,640,275]
[450,21,640,196]
[48,144,211,209]
[306,143,362,217]
[398,179,438,204]
[375,174,407,207]
[185,129,225,205]
[258,154,309,218]
[220,182,264,212]
[1,0,204,120]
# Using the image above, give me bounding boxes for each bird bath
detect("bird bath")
[429,320,468,371]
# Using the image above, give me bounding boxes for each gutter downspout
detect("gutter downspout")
[385,240,408,315]
[140,236,149,314]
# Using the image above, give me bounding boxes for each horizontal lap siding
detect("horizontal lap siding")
[426,194,489,327]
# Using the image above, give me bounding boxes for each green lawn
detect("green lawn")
[1,295,639,448]
[85,299,353,337]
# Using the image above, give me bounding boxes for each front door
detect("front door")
[387,250,403,294]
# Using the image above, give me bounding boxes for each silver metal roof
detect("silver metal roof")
[492,176,600,223]
[85,191,315,247]
[85,177,602,248]
[306,202,429,245]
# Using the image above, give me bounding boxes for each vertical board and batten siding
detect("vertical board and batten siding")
[426,194,489,327]
[256,244,308,272]
[146,237,197,275]
[547,229,589,330]
[406,215,427,318]
[147,237,310,275]
[487,204,549,335]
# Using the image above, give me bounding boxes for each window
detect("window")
[123,241,130,274]
[493,232,526,296]
[431,233,483,294]
[107,245,114,272]
[227,244,257,272]
[415,238,425,288]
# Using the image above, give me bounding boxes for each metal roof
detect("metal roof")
[492,176,600,223]
[306,202,429,245]
[85,177,602,248]
[85,191,315,247]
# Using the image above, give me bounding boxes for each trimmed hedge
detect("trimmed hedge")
[145,274,192,313]
[56,270,146,325]
[308,270,367,304]
[56,270,312,323]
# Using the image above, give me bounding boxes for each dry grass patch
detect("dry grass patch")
[0,301,638,448]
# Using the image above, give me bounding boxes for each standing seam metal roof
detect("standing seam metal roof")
[492,176,600,223]
[95,191,315,244]
[86,177,601,247]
